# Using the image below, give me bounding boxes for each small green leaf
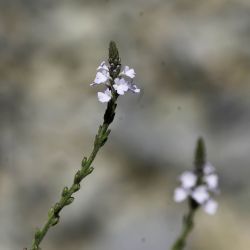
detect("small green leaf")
[72,183,80,193]
[74,170,82,184]
[84,166,94,176]
[54,203,61,214]
[48,207,54,217]
[65,197,74,206]
[34,229,41,240]
[98,125,103,134]
[51,216,60,226]
[81,157,87,167]
[62,187,69,197]
[105,129,111,137]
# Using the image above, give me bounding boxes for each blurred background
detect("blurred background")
[1,0,250,249]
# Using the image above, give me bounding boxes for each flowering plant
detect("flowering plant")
[171,137,219,250]
[27,41,140,250]
[91,61,140,102]
[25,42,219,250]
[174,162,219,215]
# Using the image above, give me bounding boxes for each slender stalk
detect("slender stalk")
[171,199,198,250]
[29,41,120,250]
[31,111,114,250]
[171,138,206,250]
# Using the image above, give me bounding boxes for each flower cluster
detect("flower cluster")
[91,61,140,103]
[174,162,219,215]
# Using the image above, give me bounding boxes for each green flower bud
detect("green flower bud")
[62,187,69,197]
[65,197,74,206]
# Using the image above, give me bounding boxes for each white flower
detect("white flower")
[174,187,188,202]
[97,89,112,103]
[203,162,215,175]
[91,61,110,86]
[120,66,136,78]
[97,61,109,71]
[113,78,129,95]
[114,77,140,95]
[92,71,110,85]
[179,171,197,189]
[173,161,219,215]
[128,83,140,93]
[91,61,140,102]
[204,174,218,190]
[203,199,218,215]
[191,186,209,204]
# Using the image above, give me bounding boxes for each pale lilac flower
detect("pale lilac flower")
[97,61,109,71]
[174,162,219,215]
[203,162,215,175]
[191,186,209,204]
[204,174,218,190]
[179,171,197,189]
[91,61,140,103]
[128,82,140,93]
[92,71,110,85]
[174,187,189,202]
[120,66,136,78]
[113,78,141,95]
[91,61,110,86]
[203,199,218,215]
[97,89,112,103]
[113,78,129,95]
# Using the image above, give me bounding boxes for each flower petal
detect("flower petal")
[203,199,218,215]
[113,78,129,95]
[97,89,112,103]
[114,85,128,95]
[204,174,218,191]
[179,171,197,189]
[97,61,109,71]
[203,162,215,175]
[191,185,209,204]
[174,187,188,202]
[92,71,109,85]
[121,66,136,78]
[129,83,140,93]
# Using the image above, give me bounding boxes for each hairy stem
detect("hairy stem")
[30,98,116,250]
[29,41,120,250]
[171,138,206,250]
[171,199,198,250]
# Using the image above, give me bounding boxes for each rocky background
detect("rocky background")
[1,0,250,249]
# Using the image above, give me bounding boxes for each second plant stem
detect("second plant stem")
[31,96,117,250]
[171,199,198,250]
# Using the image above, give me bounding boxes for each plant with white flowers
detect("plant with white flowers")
[174,162,219,215]
[25,40,219,250]
[91,59,140,103]
[171,137,219,250]
[27,41,140,250]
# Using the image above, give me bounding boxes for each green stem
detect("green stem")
[171,138,206,250]
[30,96,118,250]
[29,40,121,250]
[171,200,198,250]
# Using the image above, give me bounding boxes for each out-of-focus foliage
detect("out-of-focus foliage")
[1,1,250,249]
